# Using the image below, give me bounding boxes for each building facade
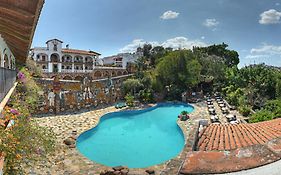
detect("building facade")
[102,51,143,69]
[31,39,101,73]
[31,39,131,80]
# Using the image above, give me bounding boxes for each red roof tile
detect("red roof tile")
[197,118,281,151]
[180,145,281,174]
[181,119,281,174]
[62,49,101,56]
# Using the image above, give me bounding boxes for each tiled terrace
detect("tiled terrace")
[180,118,281,174]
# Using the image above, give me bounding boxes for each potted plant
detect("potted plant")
[179,110,190,121]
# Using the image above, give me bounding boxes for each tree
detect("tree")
[122,78,143,96]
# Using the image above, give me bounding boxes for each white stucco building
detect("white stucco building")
[30,39,101,73]
[102,50,143,69]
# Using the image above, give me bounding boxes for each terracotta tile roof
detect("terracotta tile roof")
[197,118,281,151]
[180,144,281,174]
[62,49,101,56]
[180,119,281,174]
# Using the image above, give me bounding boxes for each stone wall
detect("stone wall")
[35,75,131,114]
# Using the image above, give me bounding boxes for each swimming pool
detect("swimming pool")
[76,103,194,168]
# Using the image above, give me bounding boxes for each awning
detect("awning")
[0,0,44,63]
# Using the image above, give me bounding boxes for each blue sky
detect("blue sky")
[32,0,281,68]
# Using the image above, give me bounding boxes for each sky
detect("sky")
[32,0,281,68]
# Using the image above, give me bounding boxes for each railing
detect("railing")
[61,69,73,73]
[95,66,126,70]
[0,67,16,103]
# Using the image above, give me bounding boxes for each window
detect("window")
[62,65,65,69]
[42,55,46,61]
[53,44,57,51]
[37,54,40,59]
[42,65,46,69]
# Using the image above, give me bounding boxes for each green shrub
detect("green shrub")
[125,94,135,107]
[139,89,153,103]
[181,111,189,115]
[238,105,251,117]
[249,110,274,123]
[263,100,281,118]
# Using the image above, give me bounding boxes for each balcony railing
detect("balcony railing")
[0,67,16,103]
[61,69,73,73]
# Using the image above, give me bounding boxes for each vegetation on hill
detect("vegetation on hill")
[123,43,281,123]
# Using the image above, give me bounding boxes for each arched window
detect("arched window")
[85,56,92,62]
[74,56,83,62]
[50,54,59,62]
[62,55,72,62]
[42,55,47,61]
[4,54,9,68]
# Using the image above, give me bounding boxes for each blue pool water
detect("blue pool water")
[76,103,194,168]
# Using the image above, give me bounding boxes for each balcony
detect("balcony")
[0,67,16,103]
[61,69,73,73]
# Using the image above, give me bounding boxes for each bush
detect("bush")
[249,110,274,123]
[125,94,135,107]
[238,105,251,117]
[263,100,281,118]
[181,111,189,115]
[139,89,153,103]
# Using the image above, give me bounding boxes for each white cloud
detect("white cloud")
[119,37,207,53]
[201,36,205,40]
[276,2,280,6]
[162,37,206,49]
[245,43,281,61]
[160,10,179,20]
[259,9,281,24]
[203,18,219,28]
[250,44,281,55]
[245,54,268,59]
[119,39,159,53]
